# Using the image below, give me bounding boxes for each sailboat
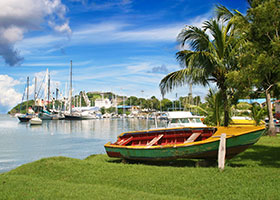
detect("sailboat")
[18,77,34,122]
[38,69,54,120]
[37,69,65,120]
[64,60,83,120]
[29,77,43,125]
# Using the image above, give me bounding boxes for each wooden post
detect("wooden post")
[218,133,226,171]
[155,114,158,128]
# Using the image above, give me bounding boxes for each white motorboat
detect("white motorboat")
[150,111,206,130]
[166,111,206,128]
[81,111,96,119]
[30,116,42,125]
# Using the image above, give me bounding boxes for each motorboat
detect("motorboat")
[230,116,265,126]
[81,111,96,119]
[29,116,42,125]
[17,114,33,122]
[64,112,83,120]
[166,111,206,128]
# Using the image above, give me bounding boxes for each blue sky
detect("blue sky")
[0,0,248,113]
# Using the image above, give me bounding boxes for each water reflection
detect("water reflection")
[0,115,167,173]
[27,118,166,140]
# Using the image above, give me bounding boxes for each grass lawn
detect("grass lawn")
[0,135,280,200]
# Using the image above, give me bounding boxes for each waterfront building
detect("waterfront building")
[95,98,115,109]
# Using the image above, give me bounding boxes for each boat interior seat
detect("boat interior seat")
[184,132,201,143]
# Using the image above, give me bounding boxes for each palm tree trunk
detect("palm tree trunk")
[215,94,221,126]
[265,86,276,136]
[221,88,229,127]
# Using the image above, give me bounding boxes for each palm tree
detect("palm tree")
[215,3,278,135]
[183,89,223,126]
[160,18,241,126]
[250,103,266,126]
[204,89,224,126]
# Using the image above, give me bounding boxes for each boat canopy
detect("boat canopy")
[166,111,202,119]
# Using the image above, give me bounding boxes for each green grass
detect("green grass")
[1,136,280,200]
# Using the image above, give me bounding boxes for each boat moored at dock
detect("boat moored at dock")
[29,116,42,125]
[18,114,33,122]
[165,111,206,128]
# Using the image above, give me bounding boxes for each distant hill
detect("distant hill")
[8,100,34,114]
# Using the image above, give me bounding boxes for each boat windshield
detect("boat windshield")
[171,118,190,123]
[171,118,202,124]
[181,118,190,123]
[188,118,202,123]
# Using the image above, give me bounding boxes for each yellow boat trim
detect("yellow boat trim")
[230,119,265,127]
[104,126,265,149]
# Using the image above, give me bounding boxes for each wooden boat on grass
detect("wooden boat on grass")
[104,126,265,161]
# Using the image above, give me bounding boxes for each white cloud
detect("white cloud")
[0,75,22,112]
[74,22,183,43]
[21,60,92,67]
[17,21,183,53]
[16,35,66,54]
[73,0,133,11]
[15,12,212,55]
[72,59,209,100]
[0,0,71,66]
[1,26,24,43]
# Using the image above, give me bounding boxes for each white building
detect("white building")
[95,98,117,109]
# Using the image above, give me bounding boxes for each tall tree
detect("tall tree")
[160,19,241,126]
[217,0,280,135]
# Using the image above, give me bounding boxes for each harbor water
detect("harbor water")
[0,114,166,173]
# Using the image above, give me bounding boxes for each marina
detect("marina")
[0,1,280,199]
[0,114,166,173]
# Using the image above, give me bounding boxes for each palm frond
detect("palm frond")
[159,63,211,96]
[215,4,249,32]
[215,5,234,22]
[159,68,192,96]
[176,50,194,67]
[177,26,210,51]
[184,103,208,114]
[203,20,225,59]
[176,50,218,83]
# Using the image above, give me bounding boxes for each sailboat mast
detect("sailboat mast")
[80,93,82,107]
[44,69,49,109]
[26,76,29,113]
[69,60,72,114]
[48,72,50,109]
[34,77,37,100]
[65,82,67,111]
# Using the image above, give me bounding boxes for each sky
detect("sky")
[0,0,248,113]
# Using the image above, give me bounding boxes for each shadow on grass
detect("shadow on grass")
[228,144,280,168]
[107,144,280,168]
[107,158,218,168]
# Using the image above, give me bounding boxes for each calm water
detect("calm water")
[0,114,164,173]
